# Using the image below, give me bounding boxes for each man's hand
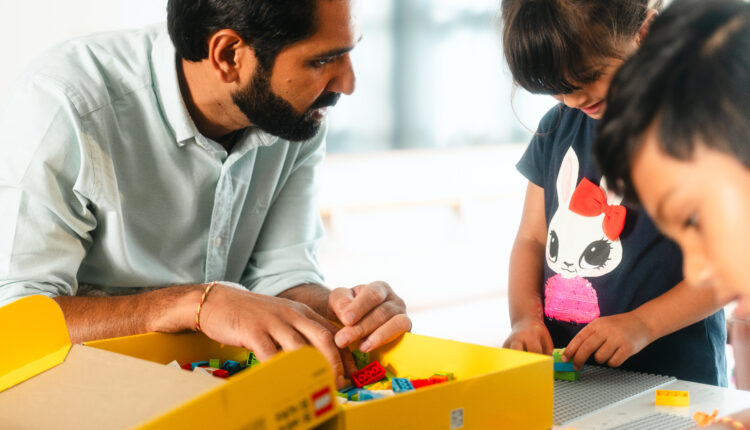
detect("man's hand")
[198,284,357,388]
[562,312,653,370]
[327,281,411,352]
[503,317,554,354]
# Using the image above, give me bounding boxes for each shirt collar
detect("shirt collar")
[151,29,196,147]
[150,28,281,153]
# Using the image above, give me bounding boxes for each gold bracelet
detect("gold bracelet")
[195,282,217,332]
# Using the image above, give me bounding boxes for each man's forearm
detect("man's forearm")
[631,281,726,342]
[53,285,203,343]
[278,283,331,318]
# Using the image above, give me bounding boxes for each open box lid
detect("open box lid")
[0,295,71,392]
[0,295,340,430]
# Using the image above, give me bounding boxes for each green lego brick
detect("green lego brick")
[554,371,581,381]
[552,348,565,363]
[246,352,260,368]
[209,358,220,368]
[352,349,370,370]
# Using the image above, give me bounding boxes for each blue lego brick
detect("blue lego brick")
[391,377,415,393]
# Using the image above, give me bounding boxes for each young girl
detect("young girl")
[500,0,727,385]
[593,0,750,420]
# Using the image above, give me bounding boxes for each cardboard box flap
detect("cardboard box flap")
[0,344,222,430]
[0,295,71,392]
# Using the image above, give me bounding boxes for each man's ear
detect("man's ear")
[206,29,258,84]
[636,9,659,46]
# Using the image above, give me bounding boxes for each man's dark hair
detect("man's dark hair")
[501,0,662,95]
[167,0,319,70]
[595,0,750,203]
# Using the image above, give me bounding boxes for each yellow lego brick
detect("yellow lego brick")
[655,389,690,407]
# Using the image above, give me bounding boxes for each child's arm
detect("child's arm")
[503,182,554,354]
[562,280,725,369]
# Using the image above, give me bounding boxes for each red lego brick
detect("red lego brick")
[212,369,230,378]
[429,375,450,384]
[410,378,433,389]
[351,361,386,388]
[180,363,193,371]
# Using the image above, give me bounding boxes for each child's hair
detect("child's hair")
[501,0,663,95]
[595,0,750,202]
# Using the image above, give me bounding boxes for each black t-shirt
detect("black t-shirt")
[517,105,727,386]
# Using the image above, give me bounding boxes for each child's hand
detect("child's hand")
[503,317,554,354]
[562,312,653,370]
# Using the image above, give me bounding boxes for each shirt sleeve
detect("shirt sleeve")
[0,75,96,307]
[239,125,327,296]
[516,105,562,187]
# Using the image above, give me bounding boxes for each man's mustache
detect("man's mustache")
[310,92,341,109]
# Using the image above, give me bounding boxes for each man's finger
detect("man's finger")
[271,325,309,353]
[334,300,402,348]
[293,316,348,388]
[336,283,390,326]
[248,332,281,362]
[357,314,411,352]
[328,287,355,323]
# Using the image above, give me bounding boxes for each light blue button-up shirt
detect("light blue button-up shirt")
[0,25,326,306]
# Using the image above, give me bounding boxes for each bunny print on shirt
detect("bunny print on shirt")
[544,147,627,324]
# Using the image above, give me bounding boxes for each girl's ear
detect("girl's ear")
[636,9,660,46]
[557,147,580,205]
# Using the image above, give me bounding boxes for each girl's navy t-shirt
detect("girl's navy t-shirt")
[517,104,727,386]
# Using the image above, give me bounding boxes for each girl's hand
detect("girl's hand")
[562,312,653,370]
[503,317,554,355]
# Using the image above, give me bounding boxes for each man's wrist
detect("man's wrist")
[149,285,205,333]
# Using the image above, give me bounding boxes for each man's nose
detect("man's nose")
[327,54,356,95]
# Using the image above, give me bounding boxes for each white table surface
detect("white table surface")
[555,380,750,429]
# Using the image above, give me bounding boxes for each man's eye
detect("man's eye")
[311,58,333,68]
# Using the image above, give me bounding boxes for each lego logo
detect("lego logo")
[312,387,333,417]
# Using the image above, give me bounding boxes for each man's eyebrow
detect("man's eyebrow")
[311,35,363,58]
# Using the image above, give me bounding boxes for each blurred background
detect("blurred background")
[7,0,731,386]
[0,0,553,349]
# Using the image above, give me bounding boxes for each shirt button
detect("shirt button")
[214,237,222,247]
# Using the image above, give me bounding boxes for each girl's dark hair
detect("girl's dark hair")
[501,0,662,95]
[595,0,750,203]
[167,0,319,69]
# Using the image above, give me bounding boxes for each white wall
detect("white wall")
[0,0,168,99]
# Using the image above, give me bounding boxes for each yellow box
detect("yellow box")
[94,331,553,429]
[0,295,339,429]
[655,389,690,407]
[1,295,553,429]
[331,333,553,429]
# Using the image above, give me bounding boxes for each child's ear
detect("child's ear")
[636,9,659,46]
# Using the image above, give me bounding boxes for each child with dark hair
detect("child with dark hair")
[594,0,750,411]
[500,0,727,385]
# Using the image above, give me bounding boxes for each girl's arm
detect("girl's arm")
[503,182,554,354]
[563,280,725,369]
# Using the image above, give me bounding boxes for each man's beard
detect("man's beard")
[231,65,341,142]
